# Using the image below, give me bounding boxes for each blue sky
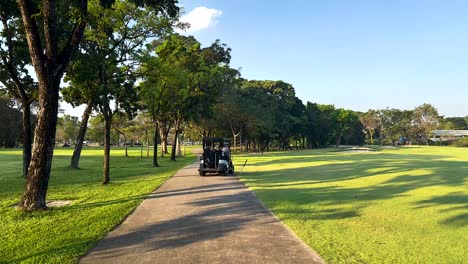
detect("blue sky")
[177,0,468,117]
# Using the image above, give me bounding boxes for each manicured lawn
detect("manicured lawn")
[0,147,195,263]
[236,146,468,264]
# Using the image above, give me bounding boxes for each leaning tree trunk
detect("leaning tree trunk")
[70,100,93,169]
[102,108,111,185]
[22,102,32,178]
[19,77,61,210]
[153,124,159,167]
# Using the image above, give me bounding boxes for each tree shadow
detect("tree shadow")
[415,193,468,227]
[63,183,246,210]
[81,191,275,261]
[241,153,468,227]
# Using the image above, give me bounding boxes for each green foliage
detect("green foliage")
[0,147,194,263]
[304,103,364,148]
[379,108,413,145]
[440,117,467,130]
[87,115,119,144]
[359,110,381,145]
[237,147,468,263]
[56,115,80,144]
[99,0,180,18]
[453,137,468,147]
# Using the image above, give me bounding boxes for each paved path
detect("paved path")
[80,162,324,264]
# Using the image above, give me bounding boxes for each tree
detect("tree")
[16,0,179,210]
[379,108,413,145]
[151,35,232,161]
[0,1,37,176]
[138,59,174,166]
[412,103,439,145]
[359,110,381,145]
[305,103,338,148]
[241,80,302,150]
[334,109,356,147]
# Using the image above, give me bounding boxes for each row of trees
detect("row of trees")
[359,104,468,146]
[188,80,365,152]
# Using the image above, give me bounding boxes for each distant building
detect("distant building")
[430,130,468,141]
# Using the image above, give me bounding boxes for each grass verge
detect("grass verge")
[0,147,195,263]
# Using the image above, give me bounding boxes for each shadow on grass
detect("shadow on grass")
[245,152,450,168]
[242,154,468,227]
[415,193,468,227]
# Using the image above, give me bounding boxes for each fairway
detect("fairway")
[238,146,468,264]
[0,147,194,263]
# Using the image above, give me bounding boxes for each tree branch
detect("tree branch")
[57,0,87,70]
[16,0,45,82]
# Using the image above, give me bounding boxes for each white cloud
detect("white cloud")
[177,6,223,33]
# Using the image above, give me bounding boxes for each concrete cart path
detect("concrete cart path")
[80,162,324,264]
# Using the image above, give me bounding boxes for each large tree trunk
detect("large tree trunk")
[22,102,32,178]
[70,100,93,169]
[102,111,111,184]
[153,124,159,167]
[19,77,60,210]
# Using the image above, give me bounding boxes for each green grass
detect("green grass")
[0,146,195,263]
[236,146,468,264]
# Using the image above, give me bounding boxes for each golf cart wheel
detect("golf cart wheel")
[199,163,206,176]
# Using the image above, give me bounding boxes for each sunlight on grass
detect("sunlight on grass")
[0,147,195,263]
[236,146,468,264]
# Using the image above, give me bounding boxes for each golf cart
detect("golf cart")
[198,138,234,176]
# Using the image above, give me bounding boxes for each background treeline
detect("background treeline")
[52,89,468,153]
